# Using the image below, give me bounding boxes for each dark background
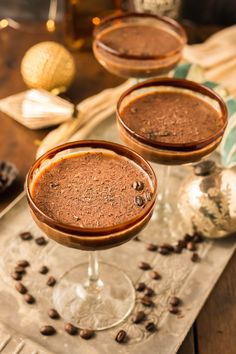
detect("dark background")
[0,0,236,25]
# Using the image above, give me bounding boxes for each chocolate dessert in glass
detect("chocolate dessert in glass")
[116,77,228,235]
[26,140,157,330]
[93,12,187,78]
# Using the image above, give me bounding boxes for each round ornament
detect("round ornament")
[178,160,236,239]
[21,41,76,94]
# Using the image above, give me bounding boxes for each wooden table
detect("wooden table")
[0,21,235,354]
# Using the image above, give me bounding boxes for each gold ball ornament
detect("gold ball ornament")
[21,41,76,94]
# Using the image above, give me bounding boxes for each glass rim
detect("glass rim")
[93,11,187,61]
[26,140,158,237]
[116,77,228,152]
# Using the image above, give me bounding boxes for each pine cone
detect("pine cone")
[0,161,18,194]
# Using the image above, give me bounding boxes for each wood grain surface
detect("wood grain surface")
[0,21,235,354]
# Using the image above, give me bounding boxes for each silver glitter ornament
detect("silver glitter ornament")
[178,160,236,239]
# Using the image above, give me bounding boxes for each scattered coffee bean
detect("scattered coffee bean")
[145,191,152,201]
[177,240,187,249]
[35,236,47,246]
[14,266,25,274]
[169,296,181,307]
[184,234,193,243]
[15,282,27,294]
[145,322,156,332]
[193,233,204,243]
[115,330,127,343]
[146,243,157,252]
[149,271,161,280]
[158,246,170,255]
[47,276,56,287]
[168,305,179,314]
[191,252,200,263]
[80,329,94,340]
[48,308,60,319]
[11,271,22,281]
[24,293,35,304]
[40,325,56,336]
[135,282,146,292]
[173,245,182,254]
[141,296,154,307]
[138,261,151,270]
[132,311,146,324]
[64,323,78,335]
[135,195,145,207]
[187,242,197,251]
[144,287,154,297]
[17,260,30,268]
[132,181,144,191]
[39,265,49,274]
[19,232,33,241]
[160,243,174,252]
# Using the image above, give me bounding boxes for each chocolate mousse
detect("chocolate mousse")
[97,24,182,59]
[120,90,223,145]
[31,152,153,229]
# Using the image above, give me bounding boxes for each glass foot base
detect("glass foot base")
[53,262,135,330]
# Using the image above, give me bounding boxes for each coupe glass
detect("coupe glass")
[93,12,187,79]
[116,78,228,237]
[26,140,157,330]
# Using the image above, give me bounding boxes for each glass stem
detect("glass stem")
[160,165,171,211]
[87,251,103,293]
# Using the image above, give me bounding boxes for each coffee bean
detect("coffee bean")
[145,191,152,201]
[160,243,174,252]
[169,296,181,307]
[158,246,170,255]
[47,276,56,287]
[15,282,27,294]
[168,305,179,314]
[144,287,154,297]
[193,233,204,243]
[135,282,146,292]
[146,243,157,252]
[132,181,144,191]
[149,271,161,280]
[24,293,35,304]
[48,308,60,319]
[187,242,197,251]
[145,322,156,332]
[177,240,186,249]
[191,252,200,262]
[138,261,151,270]
[19,232,33,241]
[80,329,94,340]
[184,234,193,243]
[141,296,154,307]
[35,236,47,246]
[115,330,127,343]
[11,272,22,281]
[64,323,78,335]
[135,195,145,207]
[132,311,146,324]
[17,260,30,268]
[14,266,25,274]
[173,245,182,254]
[40,325,56,336]
[39,265,49,274]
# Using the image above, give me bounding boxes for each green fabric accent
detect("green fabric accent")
[225,98,236,117]
[202,81,218,89]
[222,125,236,157]
[173,63,192,78]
